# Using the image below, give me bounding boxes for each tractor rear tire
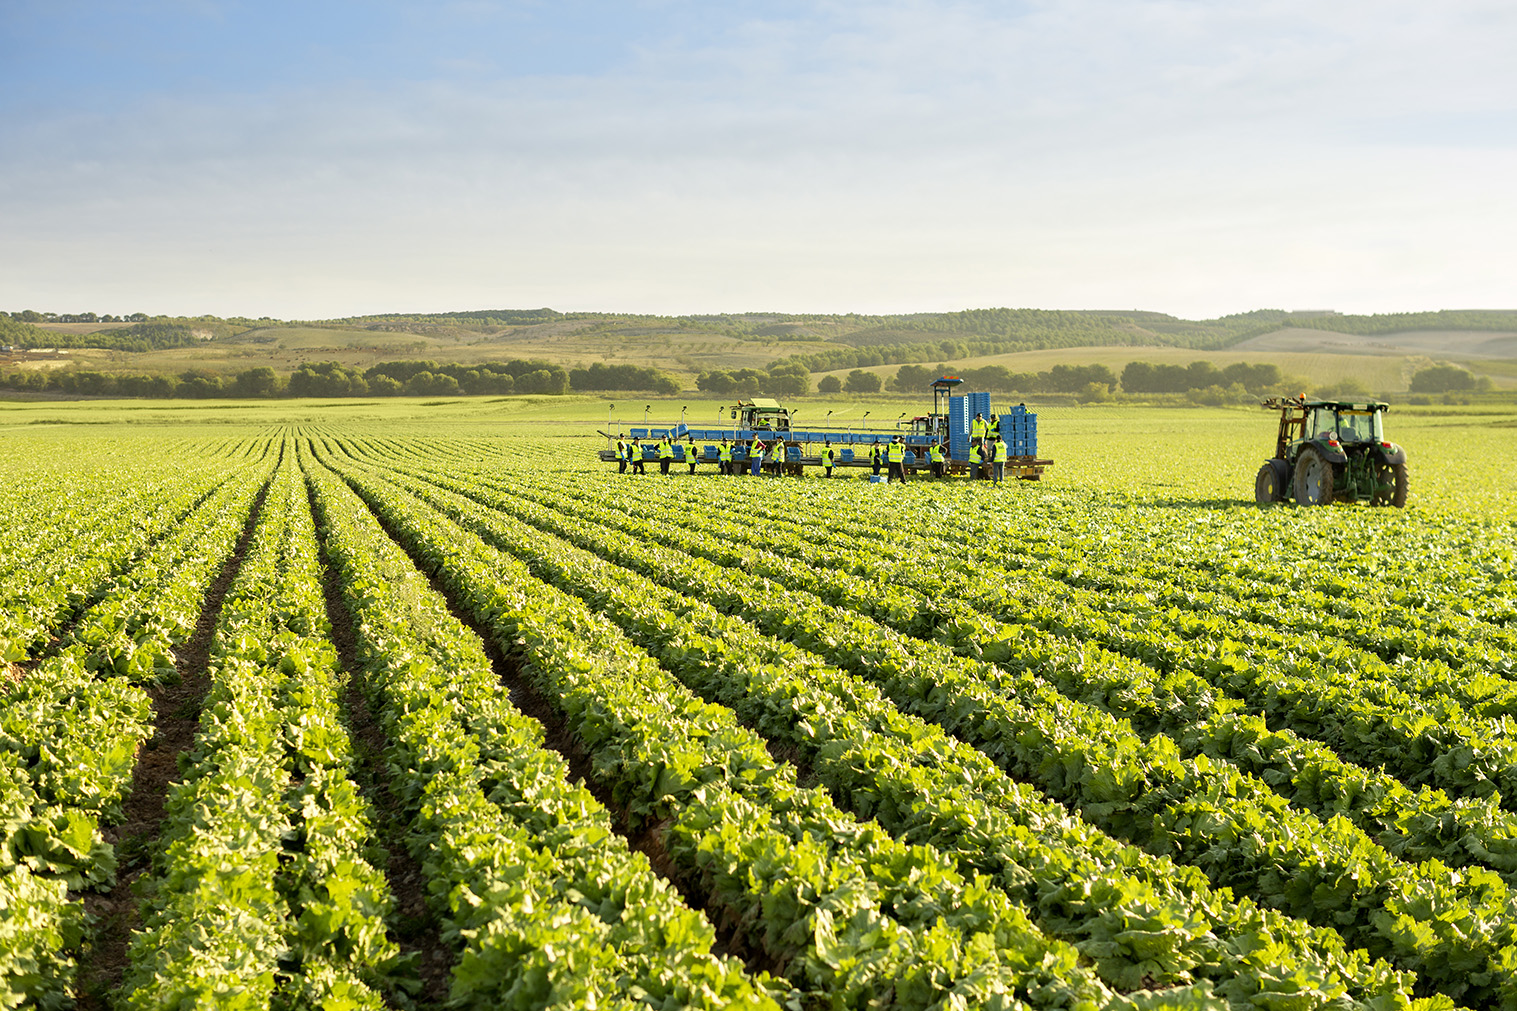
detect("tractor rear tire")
[1371,461,1410,508]
[1293,447,1336,506]
[1255,460,1288,505]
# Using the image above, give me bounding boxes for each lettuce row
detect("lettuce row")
[304,452,783,1010]
[522,471,1517,879]
[384,461,1517,1010]
[376,462,1432,1011]
[122,455,395,1011]
[317,447,1127,1011]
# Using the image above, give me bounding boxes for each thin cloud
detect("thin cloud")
[1,0,1512,318]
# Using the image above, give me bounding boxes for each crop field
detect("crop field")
[2,402,1516,1010]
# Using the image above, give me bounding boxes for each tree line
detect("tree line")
[0,358,686,399]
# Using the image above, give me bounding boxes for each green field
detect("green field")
[2,398,1516,1008]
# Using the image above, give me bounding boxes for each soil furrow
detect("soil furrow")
[74,467,275,1009]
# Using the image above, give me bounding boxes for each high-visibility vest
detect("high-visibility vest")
[993,440,1008,462]
[718,444,732,462]
[929,445,944,463]
[887,442,905,463]
[658,441,673,459]
[971,417,987,438]
[616,441,627,458]
[821,447,834,466]
[687,443,701,461]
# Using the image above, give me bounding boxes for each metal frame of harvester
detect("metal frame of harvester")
[598,376,1053,480]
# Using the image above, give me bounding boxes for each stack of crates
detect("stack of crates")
[999,405,1037,457]
[948,396,971,462]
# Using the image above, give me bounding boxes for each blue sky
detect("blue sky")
[2,0,1513,320]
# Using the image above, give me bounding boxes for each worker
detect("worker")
[990,435,1007,484]
[657,436,674,476]
[820,441,835,478]
[886,436,907,482]
[870,443,883,477]
[929,442,945,479]
[615,437,629,474]
[630,438,646,474]
[971,412,988,445]
[989,415,1001,440]
[767,440,782,476]
[750,440,765,477]
[687,438,701,474]
[717,438,732,474]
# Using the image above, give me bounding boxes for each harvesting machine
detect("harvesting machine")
[599,376,1052,480]
[1255,396,1409,507]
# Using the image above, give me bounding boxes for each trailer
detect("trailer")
[598,376,1053,480]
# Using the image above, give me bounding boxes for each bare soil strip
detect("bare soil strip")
[74,471,274,1010]
[304,477,452,1009]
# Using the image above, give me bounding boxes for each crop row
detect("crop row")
[326,451,1433,1009]
[464,461,1517,809]
[342,431,1517,639]
[306,439,1190,1011]
[0,450,253,667]
[481,465,1517,877]
[122,453,398,1009]
[304,448,785,1009]
[313,442,1517,1010]
[0,447,276,1006]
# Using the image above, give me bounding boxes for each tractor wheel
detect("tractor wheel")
[1254,461,1287,505]
[1292,447,1336,506]
[1371,461,1410,508]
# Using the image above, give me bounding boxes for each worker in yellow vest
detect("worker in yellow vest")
[686,438,701,473]
[929,442,945,479]
[717,439,732,474]
[750,440,765,477]
[657,437,674,476]
[820,441,835,478]
[991,437,1008,484]
[886,436,907,482]
[615,438,629,474]
[971,413,988,445]
[630,438,646,475]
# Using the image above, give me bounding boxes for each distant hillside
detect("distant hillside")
[6,307,1517,395]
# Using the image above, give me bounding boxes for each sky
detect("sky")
[1,0,1514,321]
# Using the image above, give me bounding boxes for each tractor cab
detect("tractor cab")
[1308,403,1385,445]
[730,398,791,433]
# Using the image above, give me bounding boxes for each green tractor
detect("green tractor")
[1255,397,1409,507]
